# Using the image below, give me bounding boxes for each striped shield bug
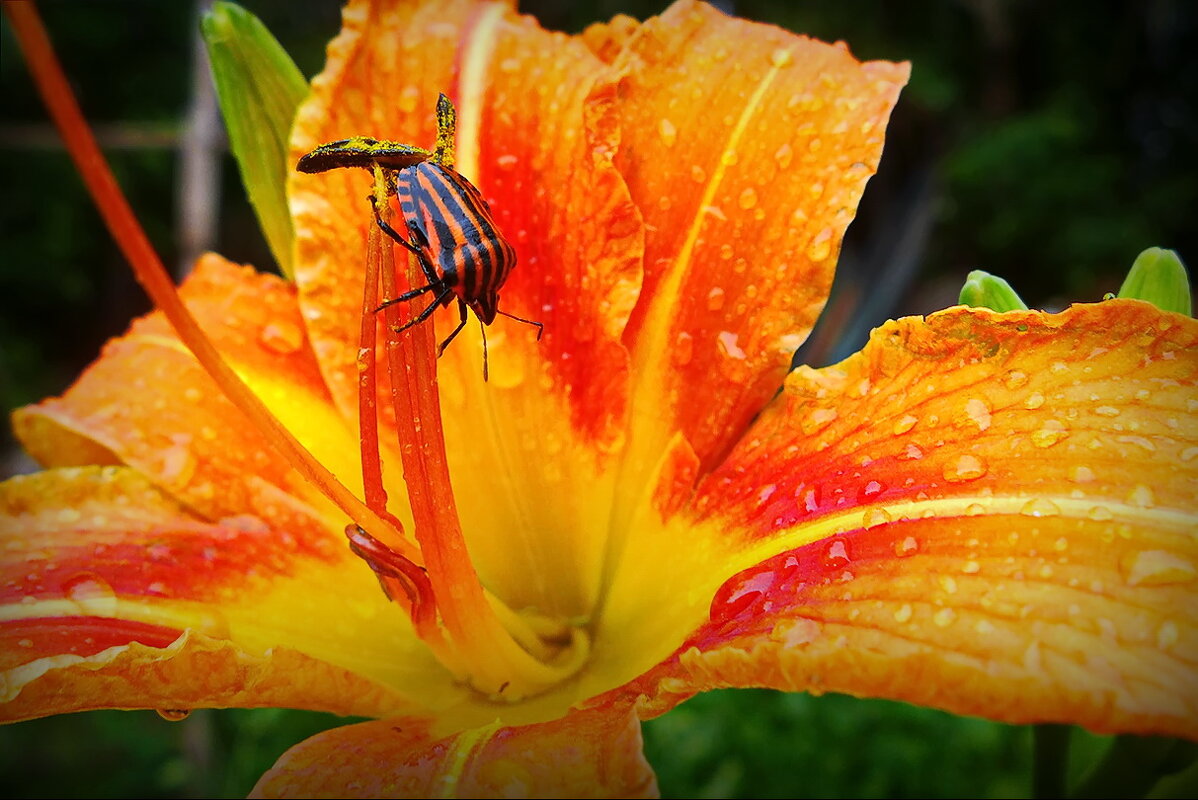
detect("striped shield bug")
[297,93,542,380]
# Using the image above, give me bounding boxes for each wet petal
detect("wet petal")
[585,0,909,479]
[290,0,642,617]
[13,254,361,539]
[251,704,656,799]
[614,302,1198,738]
[0,466,439,721]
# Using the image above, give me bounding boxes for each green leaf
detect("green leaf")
[202,2,307,278]
[958,269,1029,312]
[1117,247,1192,316]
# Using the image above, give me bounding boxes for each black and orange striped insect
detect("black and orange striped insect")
[297,93,541,380]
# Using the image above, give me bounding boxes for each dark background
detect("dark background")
[2,1,1195,796]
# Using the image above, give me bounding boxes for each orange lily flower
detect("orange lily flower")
[3,0,1196,796]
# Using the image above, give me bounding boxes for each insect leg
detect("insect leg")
[391,285,455,335]
[495,309,545,341]
[436,298,470,356]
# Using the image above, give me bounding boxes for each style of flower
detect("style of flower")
[2,0,1195,796]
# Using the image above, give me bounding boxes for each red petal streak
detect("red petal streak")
[0,617,180,672]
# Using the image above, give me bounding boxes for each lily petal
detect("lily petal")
[289,0,642,616]
[614,301,1198,738]
[251,704,656,799]
[13,254,361,539]
[585,0,909,477]
[1,466,422,721]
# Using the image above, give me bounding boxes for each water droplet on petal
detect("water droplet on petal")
[690,164,707,183]
[1004,370,1028,389]
[63,573,118,616]
[774,142,793,169]
[674,331,694,366]
[738,187,758,210]
[863,508,891,528]
[717,331,746,360]
[806,228,833,262]
[893,603,913,623]
[1072,466,1095,483]
[933,608,956,627]
[259,321,303,355]
[1087,505,1113,521]
[1124,550,1195,587]
[894,536,919,557]
[1020,497,1061,517]
[658,118,677,147]
[706,286,726,310]
[943,454,988,483]
[156,709,192,722]
[801,407,837,435]
[892,415,918,435]
[822,539,851,569]
[1157,620,1180,650]
[963,398,991,431]
[1024,392,1045,410]
[770,47,793,67]
[496,153,518,170]
[1127,484,1155,508]
[1031,420,1069,448]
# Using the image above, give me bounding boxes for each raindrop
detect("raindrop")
[892,415,918,435]
[943,454,987,483]
[822,539,851,569]
[1124,550,1195,587]
[774,142,793,169]
[806,230,833,262]
[770,48,793,68]
[900,443,923,460]
[963,398,991,431]
[1031,420,1069,448]
[258,321,303,355]
[496,154,519,170]
[673,331,694,366]
[855,507,888,530]
[706,287,726,310]
[1004,370,1029,389]
[738,187,758,210]
[933,608,956,627]
[801,407,837,435]
[156,709,192,722]
[691,164,707,183]
[658,118,677,147]
[718,244,734,261]
[1072,466,1095,483]
[1020,498,1061,517]
[1094,405,1121,417]
[1181,446,1198,462]
[1024,392,1045,410]
[63,573,118,617]
[717,331,746,360]
[893,603,913,623]
[894,536,919,557]
[1087,505,1114,521]
[1157,620,1180,650]
[1127,484,1155,508]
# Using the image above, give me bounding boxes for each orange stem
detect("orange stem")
[5,1,417,562]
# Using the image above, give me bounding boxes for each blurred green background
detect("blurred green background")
[2,0,1195,797]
